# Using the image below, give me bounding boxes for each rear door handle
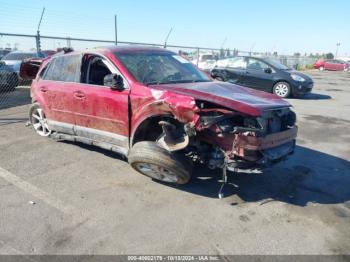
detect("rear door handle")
[73,91,85,99]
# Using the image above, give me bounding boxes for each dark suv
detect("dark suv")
[211,56,313,98]
[20,46,297,192]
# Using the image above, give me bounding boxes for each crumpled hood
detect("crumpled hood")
[150,81,291,117]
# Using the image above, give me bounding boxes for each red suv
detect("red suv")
[20,46,297,188]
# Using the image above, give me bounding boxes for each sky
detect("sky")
[0,0,349,56]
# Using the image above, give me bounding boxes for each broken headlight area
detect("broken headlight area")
[194,105,297,170]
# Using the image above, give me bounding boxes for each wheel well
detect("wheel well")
[132,115,180,146]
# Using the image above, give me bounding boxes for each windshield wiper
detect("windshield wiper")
[145,81,162,86]
[145,79,210,86]
[161,79,210,84]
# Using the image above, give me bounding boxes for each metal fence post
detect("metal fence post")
[35,30,41,53]
[197,47,200,67]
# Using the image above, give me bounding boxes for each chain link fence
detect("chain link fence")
[0,32,319,111]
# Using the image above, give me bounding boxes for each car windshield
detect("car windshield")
[116,52,211,85]
[264,58,291,70]
[2,52,44,61]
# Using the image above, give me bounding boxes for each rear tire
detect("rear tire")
[128,141,192,185]
[29,103,52,137]
[273,81,291,98]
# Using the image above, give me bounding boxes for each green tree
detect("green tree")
[325,53,334,59]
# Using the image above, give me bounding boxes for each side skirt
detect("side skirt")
[51,132,129,157]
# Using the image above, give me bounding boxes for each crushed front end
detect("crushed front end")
[147,87,297,197]
[191,101,297,171]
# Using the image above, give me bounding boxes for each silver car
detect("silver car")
[1,51,46,74]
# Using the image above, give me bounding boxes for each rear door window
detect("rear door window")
[43,54,81,82]
[226,57,247,69]
[247,58,269,71]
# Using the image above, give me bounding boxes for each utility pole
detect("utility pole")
[220,37,227,49]
[114,14,118,45]
[66,36,71,48]
[36,7,45,54]
[164,27,173,48]
[249,42,256,56]
[335,42,341,58]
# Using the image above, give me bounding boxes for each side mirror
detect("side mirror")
[264,68,272,74]
[103,74,125,91]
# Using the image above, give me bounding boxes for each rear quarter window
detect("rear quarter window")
[39,63,49,78]
[43,54,81,82]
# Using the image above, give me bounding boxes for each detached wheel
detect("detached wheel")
[273,81,291,98]
[29,104,51,137]
[128,141,192,184]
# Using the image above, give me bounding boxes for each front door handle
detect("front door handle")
[40,87,48,92]
[73,91,85,99]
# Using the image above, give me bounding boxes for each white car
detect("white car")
[192,54,217,71]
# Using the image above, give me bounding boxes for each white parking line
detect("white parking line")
[0,166,75,214]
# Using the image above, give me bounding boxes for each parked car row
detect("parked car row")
[0,50,57,92]
[210,56,313,98]
[191,55,348,99]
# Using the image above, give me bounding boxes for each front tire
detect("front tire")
[273,81,291,98]
[128,141,192,185]
[319,66,324,71]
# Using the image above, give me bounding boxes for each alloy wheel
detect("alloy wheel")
[31,108,51,137]
[134,162,178,183]
[274,83,290,97]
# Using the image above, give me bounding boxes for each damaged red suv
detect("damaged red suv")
[21,46,297,188]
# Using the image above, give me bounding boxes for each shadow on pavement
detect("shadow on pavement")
[59,140,350,206]
[297,93,332,100]
[164,145,350,206]
[59,141,127,162]
[0,117,28,126]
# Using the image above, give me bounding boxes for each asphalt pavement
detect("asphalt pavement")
[0,70,349,255]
